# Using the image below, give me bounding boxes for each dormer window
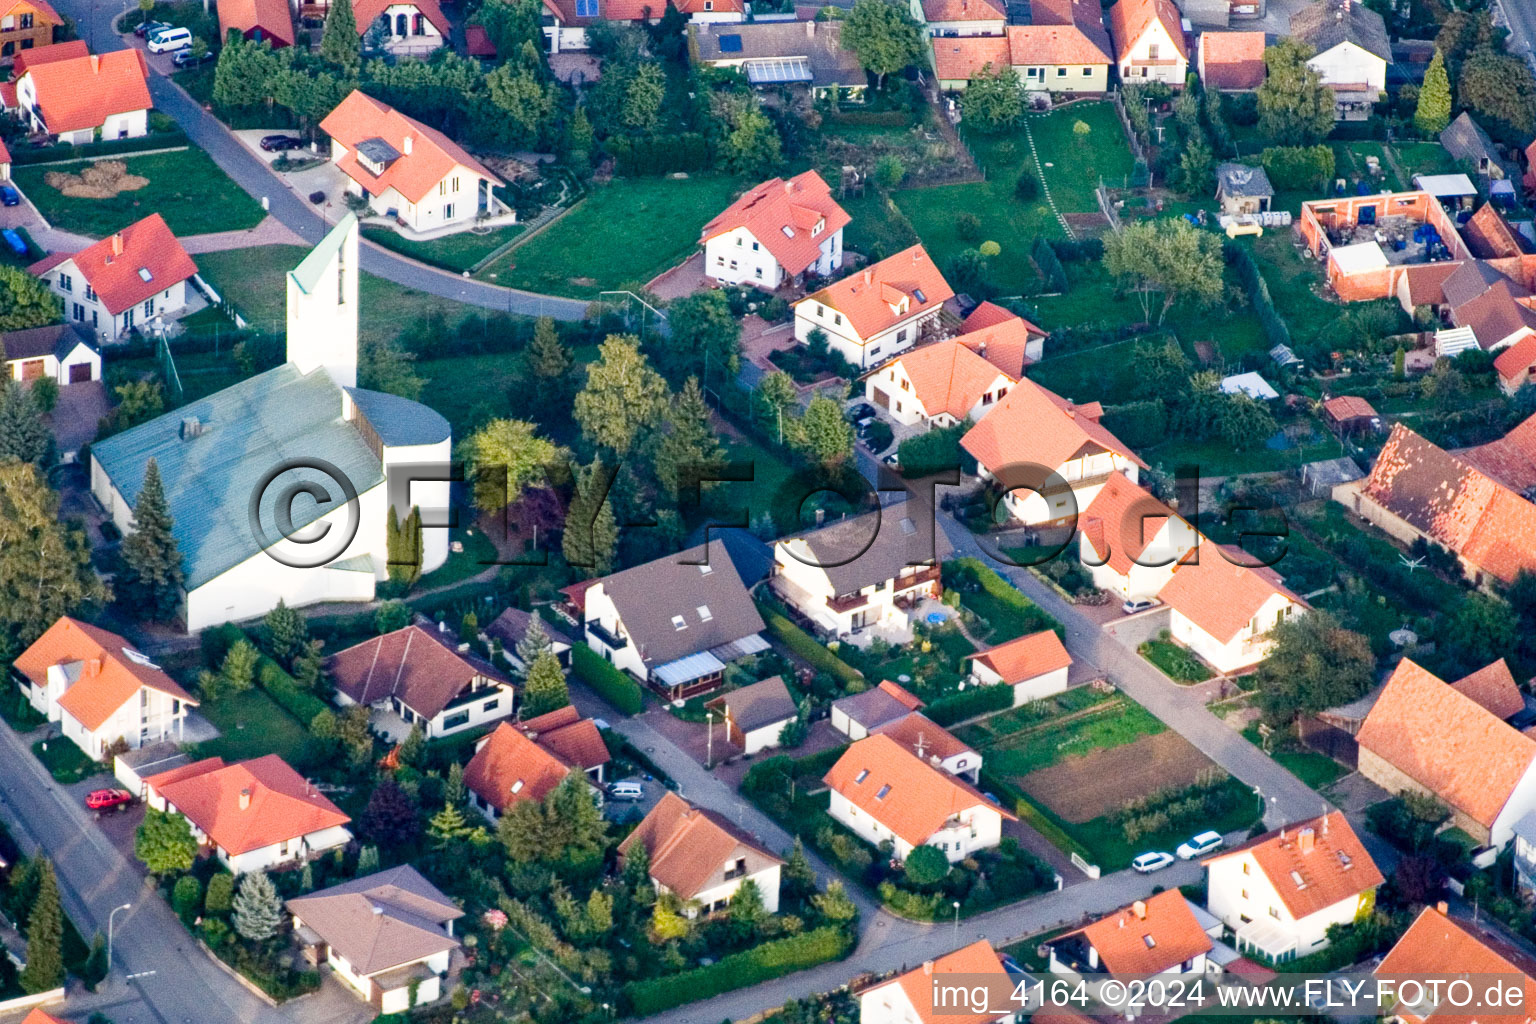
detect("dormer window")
[355,137,402,177]
[697,605,713,622]
[812,218,824,236]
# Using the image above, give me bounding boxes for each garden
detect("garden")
[1138,633,1213,684]
[940,558,1061,643]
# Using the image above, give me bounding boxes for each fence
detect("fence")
[1070,851,1101,879]
[1109,86,1149,167]
[1095,183,1121,232]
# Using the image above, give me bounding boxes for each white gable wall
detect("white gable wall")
[1306,40,1385,92]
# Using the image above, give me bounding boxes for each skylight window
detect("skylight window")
[913,288,927,304]
[782,225,795,238]
[1290,870,1307,889]
[698,563,713,575]
[854,769,869,784]
[511,779,524,794]
[138,268,153,282]
[697,605,713,622]
[1143,935,1157,949]
[875,784,891,799]
[672,615,687,630]
[120,647,160,669]
[1337,851,1353,869]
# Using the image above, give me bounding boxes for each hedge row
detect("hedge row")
[607,132,713,176]
[979,766,1093,862]
[757,605,863,688]
[1258,145,1335,191]
[924,683,1012,726]
[257,657,328,723]
[13,130,191,166]
[1225,242,1291,352]
[570,643,644,716]
[1032,235,1067,293]
[620,926,854,1016]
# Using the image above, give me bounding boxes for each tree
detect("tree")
[445,761,466,806]
[360,335,425,401]
[462,418,564,514]
[902,845,949,887]
[20,860,62,993]
[261,599,308,668]
[843,0,922,88]
[364,779,422,847]
[397,724,426,768]
[1178,135,1215,197]
[621,62,665,130]
[658,289,739,385]
[755,371,798,444]
[586,888,614,935]
[1101,219,1224,326]
[357,845,381,875]
[711,92,782,177]
[115,460,184,622]
[726,878,766,938]
[810,880,858,923]
[136,809,198,875]
[782,837,817,900]
[1220,394,1278,451]
[962,63,1022,132]
[562,459,618,576]
[475,0,544,66]
[1256,38,1335,146]
[97,379,165,441]
[376,599,411,634]
[232,871,282,943]
[650,894,690,941]
[654,378,725,499]
[1442,593,1519,677]
[790,395,854,467]
[385,505,422,590]
[220,639,259,695]
[524,317,574,418]
[0,266,61,332]
[498,772,607,870]
[205,873,235,915]
[173,875,203,923]
[514,614,550,671]
[320,0,361,71]
[1254,611,1375,724]
[212,34,283,111]
[0,459,106,657]
[1458,48,1536,142]
[573,335,668,456]
[486,62,559,148]
[1421,357,1467,411]
[566,104,594,173]
[0,382,50,466]
[522,649,570,717]
[272,67,354,142]
[427,802,478,849]
[1414,50,1452,135]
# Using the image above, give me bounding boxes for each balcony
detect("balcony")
[585,620,628,651]
[827,590,870,613]
[892,565,941,593]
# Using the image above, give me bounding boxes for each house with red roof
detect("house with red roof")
[699,171,849,290]
[218,0,294,47]
[1157,543,1307,674]
[1108,0,1187,87]
[319,90,506,234]
[858,939,1014,1024]
[29,213,197,342]
[144,754,353,874]
[916,0,1005,36]
[1077,471,1198,602]
[0,0,63,61]
[15,43,149,145]
[871,710,982,781]
[793,244,954,370]
[1047,889,1213,978]
[1203,811,1382,963]
[546,0,742,51]
[354,0,448,55]
[618,791,783,915]
[863,337,1016,428]
[13,616,197,761]
[959,301,1046,368]
[1196,30,1264,90]
[1377,904,1536,1024]
[966,628,1072,705]
[463,710,609,821]
[933,2,1114,91]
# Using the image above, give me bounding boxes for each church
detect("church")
[89,215,453,631]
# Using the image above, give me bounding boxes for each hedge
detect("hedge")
[1225,242,1291,352]
[570,643,644,715]
[606,132,713,176]
[1258,145,1334,191]
[620,926,854,1015]
[924,683,1012,726]
[757,605,863,688]
[256,657,329,723]
[12,131,191,166]
[1032,235,1068,293]
[1101,399,1170,451]
[980,766,1093,862]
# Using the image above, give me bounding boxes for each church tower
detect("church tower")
[285,213,359,388]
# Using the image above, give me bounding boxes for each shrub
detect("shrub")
[924,683,1011,726]
[257,656,328,723]
[902,845,949,887]
[570,643,644,715]
[1259,145,1335,191]
[1101,400,1169,451]
[956,212,982,242]
[205,873,234,915]
[621,926,853,1015]
[897,422,967,478]
[173,875,203,924]
[758,606,863,688]
[1014,171,1039,200]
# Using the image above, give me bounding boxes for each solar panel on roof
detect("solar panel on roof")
[718,33,742,51]
[744,56,812,84]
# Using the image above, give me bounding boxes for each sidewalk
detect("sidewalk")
[180,216,306,253]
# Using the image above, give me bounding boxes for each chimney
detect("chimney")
[1132,900,1147,920]
[922,960,935,975]
[90,54,99,73]
[85,658,101,677]
[1065,401,1076,419]
[805,18,814,36]
[403,135,413,156]
[1437,901,1449,915]
[107,233,123,263]
[239,788,252,811]
[1298,827,1315,854]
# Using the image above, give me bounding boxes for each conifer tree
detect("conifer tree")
[320,0,360,71]
[117,459,184,621]
[0,381,49,466]
[1415,50,1453,135]
[20,860,63,993]
[524,316,573,418]
[231,871,282,943]
[521,649,569,717]
[514,614,549,672]
[261,598,308,667]
[561,460,617,576]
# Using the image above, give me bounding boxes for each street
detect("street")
[1496,0,1536,75]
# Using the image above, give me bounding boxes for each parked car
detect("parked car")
[1122,597,1159,615]
[85,788,134,811]
[609,780,644,801]
[846,403,876,423]
[260,134,304,152]
[882,452,899,468]
[1177,831,1223,860]
[0,185,20,208]
[134,18,170,36]
[2,229,28,258]
[147,26,192,52]
[172,48,212,67]
[1131,851,1175,874]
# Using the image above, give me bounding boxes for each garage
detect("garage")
[69,362,93,383]
[19,359,43,380]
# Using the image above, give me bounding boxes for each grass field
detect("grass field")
[1139,638,1213,683]
[1241,725,1347,790]
[15,149,266,237]
[1241,231,1342,348]
[1025,103,1134,214]
[195,688,312,764]
[32,737,99,784]
[839,189,920,258]
[363,223,525,274]
[1027,332,1183,406]
[984,696,1166,778]
[476,175,747,297]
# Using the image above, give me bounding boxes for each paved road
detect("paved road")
[1496,0,1536,74]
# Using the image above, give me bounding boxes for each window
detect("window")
[751,241,759,251]
[982,392,993,405]
[1147,42,1159,59]
[1027,66,1040,79]
[1056,67,1066,76]
[723,856,746,880]
[440,181,447,196]
[833,313,842,326]
[754,267,762,279]
[575,0,598,16]
[511,779,525,794]
[84,284,96,301]
[875,784,890,799]
[443,709,470,730]
[443,202,454,220]
[868,347,880,359]
[143,298,155,317]
[19,12,30,27]
[1269,906,1280,920]
[1083,67,1092,75]
[671,615,687,630]
[58,272,71,292]
[452,177,460,193]
[896,328,907,343]
[816,304,825,317]
[482,698,499,711]
[1143,935,1157,949]
[123,308,135,330]
[716,256,724,265]
[895,401,902,413]
[72,303,83,321]
[955,758,967,769]
[735,236,743,246]
[854,769,869,783]
[899,378,910,391]
[697,605,713,622]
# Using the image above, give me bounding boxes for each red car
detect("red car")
[85,789,133,811]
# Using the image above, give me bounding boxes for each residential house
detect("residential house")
[691,22,863,99]
[1047,890,1213,980]
[1289,0,1390,119]
[354,0,448,54]
[931,34,1015,90]
[30,214,196,342]
[143,754,352,874]
[1006,0,1114,93]
[1462,203,1532,261]
[463,713,608,821]
[1203,811,1383,963]
[1108,0,1187,87]
[1335,423,1536,587]
[15,43,149,145]
[1077,471,1198,602]
[2,323,98,385]
[863,337,1016,428]
[1215,162,1273,216]
[0,0,60,59]
[1441,112,1511,181]
[1156,543,1307,674]
[770,500,951,638]
[699,171,850,290]
[548,0,743,52]
[483,607,575,671]
[919,0,1005,36]
[1321,394,1380,436]
[327,622,517,738]
[218,0,294,46]
[823,733,1015,863]
[793,245,955,370]
[287,866,461,1012]
[1377,905,1536,1020]
[956,301,1046,370]
[705,675,798,755]
[1356,658,1536,850]
[830,679,924,738]
[320,90,508,234]
[966,629,1073,705]
[1512,811,1536,901]
[1197,30,1265,90]
[617,791,783,915]
[581,539,769,700]
[13,617,198,761]
[871,711,981,782]
[857,940,1014,1024]
[961,377,1148,526]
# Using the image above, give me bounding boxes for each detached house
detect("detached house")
[699,171,850,290]
[30,213,196,342]
[463,712,609,821]
[1156,543,1307,674]
[15,43,149,145]
[354,0,449,55]
[1197,30,1265,90]
[1107,0,1187,87]
[858,940,1014,1024]
[320,90,507,234]
[217,0,294,47]
[966,628,1072,705]
[143,754,353,874]
[691,22,863,99]
[1047,890,1213,980]
[793,245,954,371]
[1377,905,1536,1022]
[918,0,1006,36]
[618,792,783,915]
[1203,811,1383,964]
[871,711,982,782]
[824,733,1014,863]
[1078,471,1198,602]
[0,0,61,59]
[13,617,198,762]
[327,622,517,738]
[1008,0,1114,92]
[483,607,575,671]
[705,675,798,755]
[864,338,1015,428]
[1290,0,1390,119]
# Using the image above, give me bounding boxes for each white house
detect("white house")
[143,754,353,875]
[1378,905,1536,1024]
[699,171,850,290]
[917,0,1006,35]
[705,675,798,755]
[1078,472,1198,602]
[966,629,1072,706]
[1156,544,1307,674]
[823,734,1013,863]
[1107,0,1187,87]
[1047,890,1213,982]
[1290,0,1390,119]
[619,791,783,916]
[354,0,448,54]
[463,714,609,822]
[858,940,1014,1024]
[320,90,508,234]
[13,617,198,762]
[793,245,955,370]
[30,214,196,342]
[864,338,1015,429]
[2,323,99,385]
[288,866,461,1012]
[1203,812,1383,964]
[15,43,149,145]
[961,378,1147,527]
[88,216,454,632]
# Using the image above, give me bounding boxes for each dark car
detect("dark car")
[134,18,170,36]
[172,49,212,68]
[260,134,304,152]
[845,403,876,423]
[0,185,20,208]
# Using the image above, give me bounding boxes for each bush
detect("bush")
[758,606,863,688]
[1050,237,1103,262]
[256,657,328,723]
[1259,145,1335,191]
[924,683,1012,726]
[1014,171,1039,200]
[205,873,234,915]
[956,212,982,243]
[621,926,853,1015]
[606,132,713,176]
[897,423,968,478]
[570,643,644,715]
[1032,236,1067,293]
[1101,400,1169,451]
[173,875,202,924]
[902,845,949,887]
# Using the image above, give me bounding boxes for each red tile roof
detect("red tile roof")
[967,628,1071,684]
[516,705,610,772]
[1107,0,1186,62]
[1199,30,1264,89]
[960,376,1147,477]
[674,0,744,13]
[953,312,1039,377]
[319,89,503,205]
[463,721,574,813]
[1079,471,1181,575]
[12,39,86,77]
[1451,659,1524,720]
[1204,811,1383,920]
[923,0,1003,19]
[0,0,60,24]
[1322,394,1377,422]
[1357,659,1536,829]
[1007,0,1113,65]
[326,624,510,722]
[15,617,196,732]
[963,299,1044,337]
[886,940,1012,1024]
[28,213,195,317]
[931,35,1013,82]
[218,0,294,45]
[20,47,150,136]
[22,1011,73,1024]
[1464,411,1536,492]
[800,244,954,340]
[1378,907,1536,1024]
[1057,890,1211,973]
[871,711,974,763]
[616,791,782,900]
[146,754,350,855]
[1464,204,1533,260]
[1157,543,1306,644]
[464,23,495,56]
[700,171,850,279]
[352,0,450,34]
[887,338,1015,422]
[1494,333,1536,388]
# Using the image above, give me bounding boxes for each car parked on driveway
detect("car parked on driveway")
[172,48,212,67]
[85,788,133,811]
[147,25,192,52]
[260,134,304,152]
[1131,851,1175,874]
[1122,598,1159,615]
[134,18,170,36]
[0,185,20,207]
[1177,831,1223,860]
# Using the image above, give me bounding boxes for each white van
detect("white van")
[148,26,192,52]
[609,781,643,801]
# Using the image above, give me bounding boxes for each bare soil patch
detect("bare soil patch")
[1021,730,1215,823]
[44,160,149,198]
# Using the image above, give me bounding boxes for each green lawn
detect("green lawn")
[416,526,500,590]
[362,224,525,274]
[1241,725,1347,790]
[1143,435,1343,477]
[476,175,748,297]
[14,148,265,238]
[1024,103,1135,214]
[32,737,100,783]
[984,697,1166,777]
[839,188,919,259]
[194,687,312,764]
[1240,231,1342,348]
[1139,639,1213,683]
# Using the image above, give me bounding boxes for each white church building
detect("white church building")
[89,215,453,631]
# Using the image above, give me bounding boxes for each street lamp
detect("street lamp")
[952,900,961,937]
[706,710,714,770]
[107,903,131,974]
